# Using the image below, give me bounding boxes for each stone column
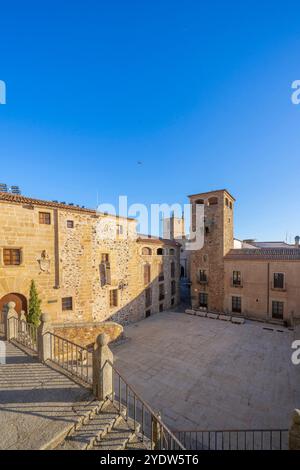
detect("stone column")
[37,313,53,362]
[5,302,19,340]
[20,310,27,334]
[289,409,300,450]
[153,412,162,450]
[93,333,113,401]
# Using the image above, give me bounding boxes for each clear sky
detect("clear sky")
[0,1,299,241]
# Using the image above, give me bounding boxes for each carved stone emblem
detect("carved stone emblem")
[38,250,50,273]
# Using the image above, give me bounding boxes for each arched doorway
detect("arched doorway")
[0,293,27,322]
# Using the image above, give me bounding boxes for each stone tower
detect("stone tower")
[189,189,235,312]
[163,213,185,241]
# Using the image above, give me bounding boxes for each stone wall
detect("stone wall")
[0,198,181,326]
[224,259,300,323]
[189,190,234,312]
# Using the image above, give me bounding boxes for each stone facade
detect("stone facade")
[224,254,300,324]
[189,190,234,312]
[187,189,300,325]
[0,193,181,326]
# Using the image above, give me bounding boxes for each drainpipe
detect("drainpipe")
[53,209,60,289]
[267,262,270,318]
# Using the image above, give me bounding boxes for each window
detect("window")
[199,270,208,283]
[232,271,242,286]
[199,292,208,308]
[145,310,151,318]
[171,280,176,296]
[39,212,51,224]
[158,263,164,282]
[110,289,118,308]
[117,224,124,235]
[159,284,165,301]
[67,220,74,228]
[142,247,152,255]
[229,201,232,209]
[225,198,229,207]
[273,273,284,289]
[62,297,73,311]
[157,248,164,256]
[3,248,21,266]
[169,248,175,255]
[100,254,111,286]
[232,296,242,313]
[171,297,175,306]
[144,264,151,285]
[208,197,218,206]
[159,303,164,312]
[171,262,176,278]
[272,301,284,319]
[192,199,204,231]
[145,287,152,308]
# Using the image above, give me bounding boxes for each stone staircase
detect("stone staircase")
[54,398,151,451]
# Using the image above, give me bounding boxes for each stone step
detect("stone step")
[92,416,140,450]
[55,400,120,450]
[125,434,152,450]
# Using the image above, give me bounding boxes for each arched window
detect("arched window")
[192,199,205,230]
[157,248,164,256]
[169,248,175,255]
[208,197,218,206]
[142,247,152,255]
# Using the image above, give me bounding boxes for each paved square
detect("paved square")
[111,312,300,432]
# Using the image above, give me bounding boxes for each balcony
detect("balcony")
[197,276,208,285]
[231,279,243,288]
[271,283,286,292]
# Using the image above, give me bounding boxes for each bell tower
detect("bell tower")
[188,189,235,312]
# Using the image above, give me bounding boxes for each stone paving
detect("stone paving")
[111,312,300,432]
[0,338,94,450]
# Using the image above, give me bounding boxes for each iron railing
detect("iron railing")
[106,360,185,450]
[10,317,38,353]
[173,429,289,450]
[47,331,92,385]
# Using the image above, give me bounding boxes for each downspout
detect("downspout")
[267,262,270,318]
[54,209,60,289]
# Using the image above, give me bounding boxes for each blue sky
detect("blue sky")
[0,0,299,241]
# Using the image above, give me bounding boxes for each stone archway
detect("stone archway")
[0,293,27,322]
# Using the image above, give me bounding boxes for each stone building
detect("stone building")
[0,192,181,325]
[189,189,234,312]
[163,213,190,279]
[188,189,300,325]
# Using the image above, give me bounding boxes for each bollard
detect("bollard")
[37,313,53,362]
[92,333,113,401]
[289,409,300,450]
[5,302,18,340]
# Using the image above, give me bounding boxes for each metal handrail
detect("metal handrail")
[106,360,185,450]
[47,331,92,385]
[173,429,289,450]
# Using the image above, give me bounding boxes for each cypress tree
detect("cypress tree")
[28,280,42,326]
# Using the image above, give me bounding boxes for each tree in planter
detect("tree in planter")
[28,280,42,326]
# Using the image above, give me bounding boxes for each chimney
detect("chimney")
[295,236,300,248]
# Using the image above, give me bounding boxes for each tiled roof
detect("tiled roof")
[0,192,134,221]
[251,241,292,248]
[225,248,300,261]
[137,235,181,247]
[188,189,235,201]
